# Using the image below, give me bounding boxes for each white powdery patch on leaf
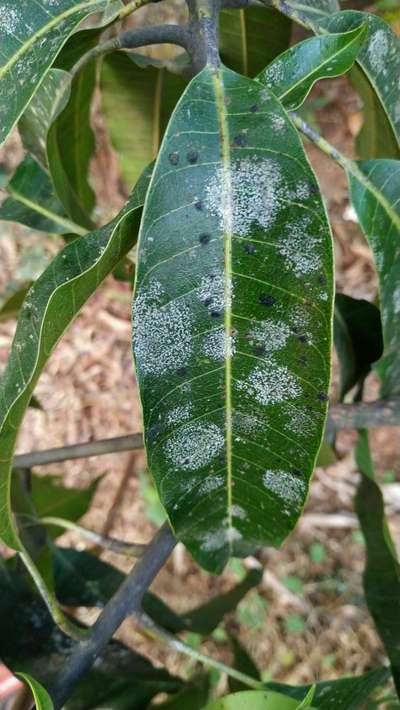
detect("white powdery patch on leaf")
[236,362,301,406]
[262,469,306,504]
[248,319,290,351]
[198,473,224,496]
[166,403,192,427]
[164,421,224,472]
[202,326,236,361]
[204,157,284,237]
[198,270,230,312]
[230,504,246,520]
[289,305,311,331]
[201,525,242,552]
[367,29,389,74]
[234,412,264,435]
[284,406,317,438]
[278,217,322,277]
[133,279,194,376]
[393,285,400,315]
[0,6,19,34]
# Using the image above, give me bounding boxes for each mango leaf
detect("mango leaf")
[0,0,121,145]
[0,561,183,708]
[132,64,333,573]
[16,673,54,710]
[334,294,383,400]
[19,68,71,168]
[0,283,32,323]
[258,22,367,111]
[219,7,292,77]
[0,155,85,235]
[101,52,187,188]
[47,62,97,227]
[319,12,400,158]
[228,634,261,694]
[181,568,262,634]
[267,666,391,708]
[0,170,150,552]
[272,0,339,24]
[205,690,309,710]
[345,159,400,397]
[355,430,400,697]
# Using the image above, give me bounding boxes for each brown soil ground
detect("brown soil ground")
[1,3,400,702]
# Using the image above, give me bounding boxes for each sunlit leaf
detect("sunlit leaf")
[0,0,120,145]
[133,65,333,573]
[355,430,400,697]
[258,22,367,110]
[205,690,308,710]
[219,7,291,77]
[101,52,187,187]
[0,169,150,551]
[16,673,54,710]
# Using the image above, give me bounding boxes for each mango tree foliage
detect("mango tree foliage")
[355,431,400,695]
[258,22,367,110]
[0,0,121,145]
[219,6,292,77]
[346,160,400,396]
[101,53,187,188]
[133,65,333,573]
[0,172,149,551]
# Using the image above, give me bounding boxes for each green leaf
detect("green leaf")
[355,431,400,697]
[47,61,97,226]
[153,673,211,709]
[101,52,187,188]
[345,160,400,396]
[132,64,333,573]
[205,690,306,710]
[0,283,32,323]
[0,156,85,235]
[0,0,120,145]
[0,561,183,709]
[318,12,400,158]
[181,568,262,634]
[219,7,292,77]
[0,171,149,552]
[333,294,383,400]
[275,0,339,23]
[257,22,367,111]
[16,673,54,710]
[267,667,391,708]
[228,634,261,694]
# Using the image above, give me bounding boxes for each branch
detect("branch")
[50,523,176,709]
[12,399,400,469]
[71,25,189,78]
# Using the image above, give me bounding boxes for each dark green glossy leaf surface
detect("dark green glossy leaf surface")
[0,561,183,709]
[133,64,333,573]
[228,633,261,693]
[351,65,400,159]
[334,293,383,400]
[101,52,187,188]
[0,174,149,551]
[0,0,118,145]
[258,22,367,110]
[0,156,84,235]
[0,282,32,323]
[267,666,391,708]
[219,7,291,77]
[319,12,400,157]
[346,159,400,396]
[355,431,400,696]
[155,673,211,709]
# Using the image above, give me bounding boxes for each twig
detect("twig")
[135,611,264,689]
[50,523,176,709]
[12,398,400,469]
[70,24,189,78]
[290,113,348,169]
[33,517,147,557]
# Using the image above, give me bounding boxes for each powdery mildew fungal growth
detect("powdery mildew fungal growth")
[278,217,323,277]
[248,319,291,351]
[262,470,306,505]
[164,421,225,472]
[236,362,302,406]
[367,29,389,74]
[204,157,284,236]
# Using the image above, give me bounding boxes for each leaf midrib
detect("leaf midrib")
[7,187,86,236]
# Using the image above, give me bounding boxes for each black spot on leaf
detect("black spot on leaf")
[234,134,246,147]
[250,104,258,113]
[297,334,308,343]
[187,150,198,164]
[253,345,265,356]
[168,152,179,166]
[199,233,211,245]
[259,293,276,306]
[317,392,329,402]
[203,297,213,307]
[195,200,203,211]
[244,243,256,254]
[211,310,222,318]
[177,367,187,377]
